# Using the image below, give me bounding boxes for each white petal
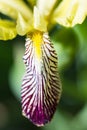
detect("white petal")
[33,6,47,32]
[37,0,57,18]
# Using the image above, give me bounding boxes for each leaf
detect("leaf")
[71,104,87,130]
[9,43,25,100]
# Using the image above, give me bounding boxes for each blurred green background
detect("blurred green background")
[0,15,87,130]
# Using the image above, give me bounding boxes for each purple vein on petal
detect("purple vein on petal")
[21,31,62,126]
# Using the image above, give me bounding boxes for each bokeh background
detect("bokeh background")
[0,10,87,130]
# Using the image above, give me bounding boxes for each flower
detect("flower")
[0,0,87,126]
[0,0,87,40]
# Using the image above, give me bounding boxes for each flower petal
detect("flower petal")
[21,31,62,126]
[16,13,33,36]
[0,20,17,40]
[0,0,32,20]
[0,2,17,19]
[33,6,47,32]
[52,0,87,27]
[37,0,57,18]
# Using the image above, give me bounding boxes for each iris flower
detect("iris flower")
[0,0,87,126]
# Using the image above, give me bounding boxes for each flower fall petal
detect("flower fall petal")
[21,31,62,126]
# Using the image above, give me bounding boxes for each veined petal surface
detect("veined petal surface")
[21,32,62,126]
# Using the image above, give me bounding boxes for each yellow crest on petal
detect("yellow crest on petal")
[32,31,43,59]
